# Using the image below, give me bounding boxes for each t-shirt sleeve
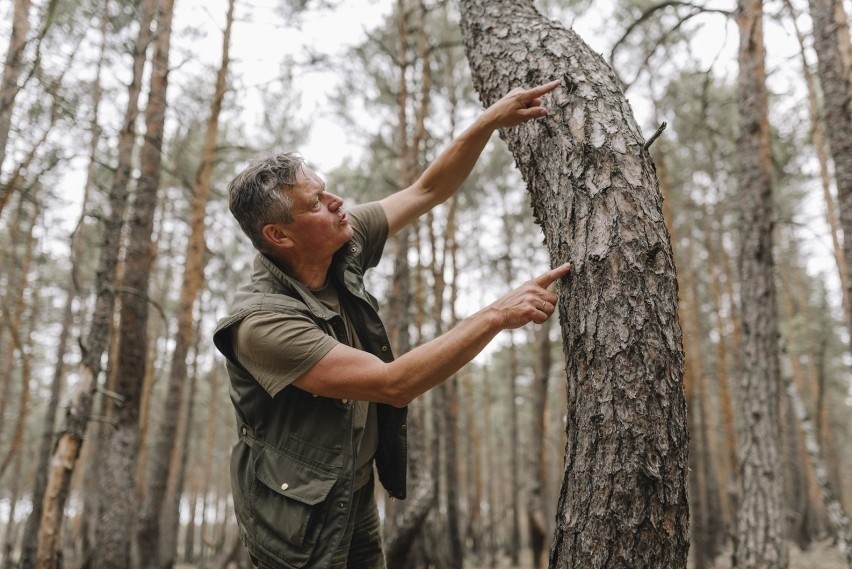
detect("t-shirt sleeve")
[231,310,339,397]
[348,202,388,270]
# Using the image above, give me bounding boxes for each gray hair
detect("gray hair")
[228,152,305,252]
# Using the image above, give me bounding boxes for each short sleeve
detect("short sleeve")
[232,310,338,397]
[347,202,388,270]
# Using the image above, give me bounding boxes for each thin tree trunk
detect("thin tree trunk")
[784,369,852,567]
[92,0,174,564]
[35,0,156,565]
[0,195,28,448]
[460,2,689,567]
[136,2,231,566]
[782,0,851,334]
[183,477,199,564]
[0,199,37,569]
[159,331,202,568]
[0,0,31,178]
[19,2,108,563]
[0,198,39,481]
[731,0,787,565]
[703,215,738,522]
[528,319,552,569]
[499,199,522,568]
[807,0,852,340]
[443,200,464,569]
[481,363,499,569]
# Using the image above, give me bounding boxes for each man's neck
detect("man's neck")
[270,251,333,291]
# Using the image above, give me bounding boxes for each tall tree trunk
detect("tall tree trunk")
[0,0,31,178]
[528,319,552,569]
[460,2,689,567]
[135,2,231,566]
[0,197,39,481]
[807,0,852,339]
[19,2,108,563]
[731,0,787,565]
[0,197,38,569]
[159,329,202,568]
[498,198,522,568]
[703,214,738,523]
[783,0,850,330]
[92,0,174,563]
[35,0,157,566]
[784,369,852,566]
[442,200,464,569]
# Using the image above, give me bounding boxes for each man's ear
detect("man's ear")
[261,223,293,249]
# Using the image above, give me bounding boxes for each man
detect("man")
[213,80,567,569]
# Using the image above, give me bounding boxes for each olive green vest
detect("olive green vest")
[213,248,407,569]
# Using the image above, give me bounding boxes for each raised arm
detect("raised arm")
[380,80,560,237]
[292,262,570,406]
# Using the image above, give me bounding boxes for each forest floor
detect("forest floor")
[174,539,848,568]
[456,539,847,568]
[688,539,847,569]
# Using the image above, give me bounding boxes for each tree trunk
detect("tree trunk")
[807,0,852,339]
[35,0,156,566]
[783,0,851,331]
[0,0,31,179]
[703,215,738,522]
[731,0,787,566]
[19,2,108,563]
[92,0,173,563]
[784,368,852,567]
[528,320,552,569]
[459,2,689,567]
[0,197,37,569]
[136,2,231,566]
[443,202,464,569]
[0,196,36,474]
[159,332,202,568]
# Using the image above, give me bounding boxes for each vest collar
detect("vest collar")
[253,245,360,320]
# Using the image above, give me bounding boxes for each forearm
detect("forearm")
[384,305,503,406]
[414,113,495,202]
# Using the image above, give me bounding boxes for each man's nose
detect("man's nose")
[327,193,344,210]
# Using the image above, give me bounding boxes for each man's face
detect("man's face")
[283,166,354,256]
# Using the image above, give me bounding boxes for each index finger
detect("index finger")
[534,262,571,288]
[524,80,561,98]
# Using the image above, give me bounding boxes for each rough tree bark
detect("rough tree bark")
[34,0,157,566]
[731,0,787,565]
[135,1,230,566]
[91,0,174,564]
[459,2,689,567]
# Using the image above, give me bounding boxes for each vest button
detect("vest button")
[241,426,247,435]
[280,482,289,491]
[401,423,407,431]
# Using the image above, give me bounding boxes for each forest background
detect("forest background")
[0,0,850,567]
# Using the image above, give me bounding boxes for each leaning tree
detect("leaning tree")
[459,2,690,567]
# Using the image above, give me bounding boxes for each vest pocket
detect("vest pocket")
[249,446,338,565]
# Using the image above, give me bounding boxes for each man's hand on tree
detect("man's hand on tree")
[484,80,561,129]
[489,262,571,329]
